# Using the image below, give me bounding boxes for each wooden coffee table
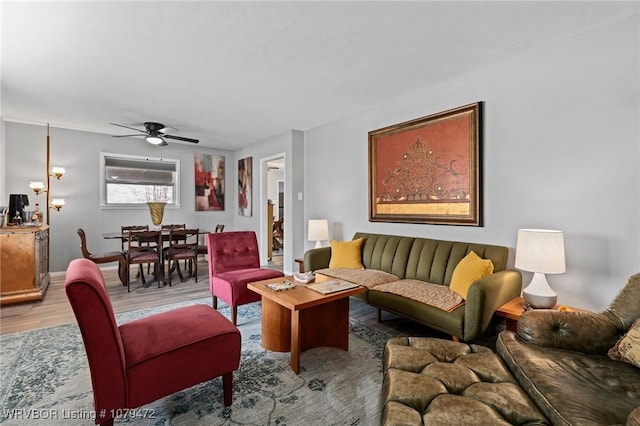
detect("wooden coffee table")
[248,276,365,374]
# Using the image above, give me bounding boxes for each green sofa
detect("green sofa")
[303,232,522,341]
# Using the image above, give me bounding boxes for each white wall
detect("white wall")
[304,16,640,311]
[3,122,234,272]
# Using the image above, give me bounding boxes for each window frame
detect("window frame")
[100,152,181,209]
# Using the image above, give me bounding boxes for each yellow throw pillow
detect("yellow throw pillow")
[449,251,494,299]
[609,319,640,368]
[329,238,365,270]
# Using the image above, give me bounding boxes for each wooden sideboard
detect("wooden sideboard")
[0,225,50,306]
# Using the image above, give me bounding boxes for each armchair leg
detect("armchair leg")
[377,307,382,322]
[212,295,218,309]
[232,307,238,325]
[223,372,233,406]
[100,419,114,426]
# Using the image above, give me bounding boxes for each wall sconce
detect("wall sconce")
[29,124,65,224]
[515,228,566,309]
[308,219,329,249]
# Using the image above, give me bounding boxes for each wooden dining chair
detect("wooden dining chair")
[76,228,127,286]
[125,230,163,291]
[165,228,199,286]
[197,224,224,258]
[120,225,149,252]
[163,224,187,268]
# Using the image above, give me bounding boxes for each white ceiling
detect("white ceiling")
[1,1,637,150]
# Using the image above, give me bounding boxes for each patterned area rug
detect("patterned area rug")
[0,298,391,425]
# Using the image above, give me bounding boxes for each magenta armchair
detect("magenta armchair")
[207,231,284,325]
[65,258,241,426]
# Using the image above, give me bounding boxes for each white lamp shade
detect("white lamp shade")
[146,135,164,145]
[29,181,45,191]
[308,219,329,242]
[50,166,66,177]
[51,198,66,209]
[515,229,566,274]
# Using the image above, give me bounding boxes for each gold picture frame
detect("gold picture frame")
[369,102,482,226]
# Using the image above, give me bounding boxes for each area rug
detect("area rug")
[0,298,391,425]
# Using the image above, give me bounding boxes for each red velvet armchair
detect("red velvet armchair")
[207,231,284,325]
[65,258,241,425]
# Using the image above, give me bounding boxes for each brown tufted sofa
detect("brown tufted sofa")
[382,273,640,425]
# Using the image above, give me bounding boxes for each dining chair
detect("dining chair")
[125,230,163,291]
[76,228,127,286]
[165,228,199,286]
[163,224,187,269]
[65,258,241,425]
[120,225,149,252]
[197,224,224,258]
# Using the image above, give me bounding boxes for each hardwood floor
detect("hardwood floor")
[0,255,466,343]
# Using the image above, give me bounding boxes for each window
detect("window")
[101,153,180,207]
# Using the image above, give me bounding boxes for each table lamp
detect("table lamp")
[308,219,329,248]
[515,229,566,309]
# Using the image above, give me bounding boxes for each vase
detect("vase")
[147,202,166,230]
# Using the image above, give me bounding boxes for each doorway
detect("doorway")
[267,158,285,268]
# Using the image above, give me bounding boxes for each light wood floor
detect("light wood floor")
[0,255,456,341]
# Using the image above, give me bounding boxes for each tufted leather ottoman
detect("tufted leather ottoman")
[382,337,548,425]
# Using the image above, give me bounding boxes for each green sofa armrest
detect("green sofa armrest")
[303,247,332,272]
[516,309,620,355]
[463,269,522,341]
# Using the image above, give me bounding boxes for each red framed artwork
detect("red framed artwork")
[368,102,482,226]
[194,153,225,211]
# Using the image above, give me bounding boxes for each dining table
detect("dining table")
[102,229,214,240]
[102,228,214,287]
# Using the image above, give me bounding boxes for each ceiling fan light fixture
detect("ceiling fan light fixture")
[146,135,165,145]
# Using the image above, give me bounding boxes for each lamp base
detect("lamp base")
[314,241,322,249]
[523,290,557,309]
[522,272,557,309]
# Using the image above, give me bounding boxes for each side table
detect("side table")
[495,297,586,332]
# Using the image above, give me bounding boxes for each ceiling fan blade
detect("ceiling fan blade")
[112,134,144,138]
[158,125,178,134]
[110,123,147,133]
[164,134,199,144]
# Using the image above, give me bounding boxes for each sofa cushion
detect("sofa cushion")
[382,337,547,425]
[373,279,464,312]
[329,238,364,269]
[449,251,494,298]
[315,267,398,288]
[497,330,640,425]
[609,318,640,368]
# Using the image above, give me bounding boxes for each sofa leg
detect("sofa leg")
[212,295,218,309]
[232,307,238,325]
[377,307,382,322]
[100,418,114,426]
[223,372,233,406]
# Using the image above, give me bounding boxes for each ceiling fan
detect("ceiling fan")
[111,122,199,146]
